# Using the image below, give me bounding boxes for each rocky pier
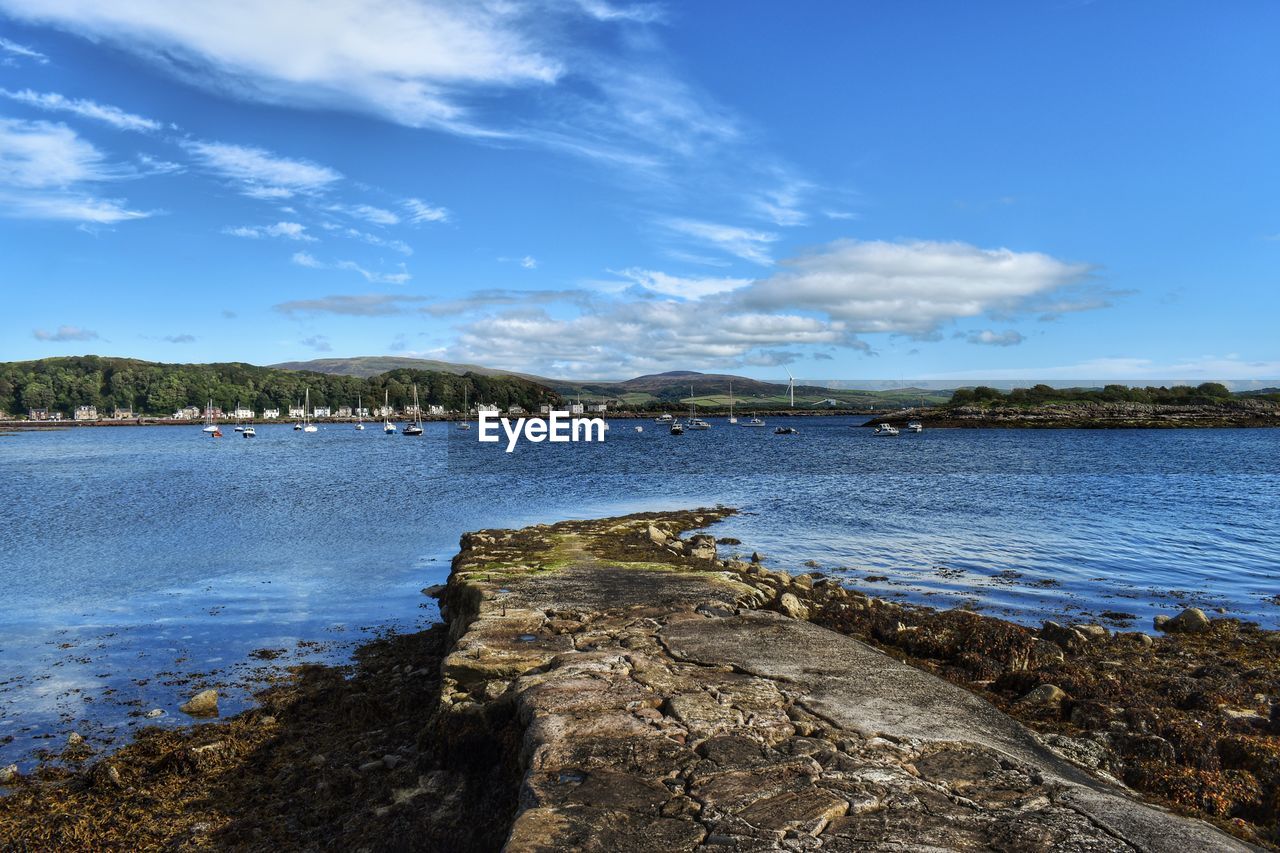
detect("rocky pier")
[434,508,1259,852]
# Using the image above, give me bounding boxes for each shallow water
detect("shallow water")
[1,420,1278,767]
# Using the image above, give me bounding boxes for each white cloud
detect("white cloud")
[224,220,317,241]
[403,197,449,224]
[329,202,399,225]
[0,35,46,64]
[613,267,751,298]
[966,329,1025,347]
[741,239,1095,337]
[33,324,98,341]
[0,118,149,222]
[300,334,332,352]
[291,250,410,284]
[275,293,429,316]
[0,88,163,132]
[0,0,562,130]
[184,140,341,198]
[662,218,778,266]
[320,222,412,255]
[520,255,537,269]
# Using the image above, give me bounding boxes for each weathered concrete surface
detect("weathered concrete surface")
[437,509,1259,852]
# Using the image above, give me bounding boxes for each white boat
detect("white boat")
[774,425,798,435]
[670,421,684,435]
[457,386,471,430]
[302,388,318,432]
[907,420,923,433]
[873,423,900,436]
[685,385,710,429]
[634,425,643,432]
[383,390,396,433]
[728,380,737,424]
[404,384,424,435]
[242,426,256,438]
[233,401,245,431]
[654,413,673,423]
[202,399,219,434]
[355,395,365,430]
[740,415,766,428]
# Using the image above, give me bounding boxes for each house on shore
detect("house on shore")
[173,406,201,420]
[28,408,51,421]
[233,406,254,420]
[313,406,331,418]
[262,408,280,419]
[112,408,134,420]
[288,405,305,419]
[74,405,99,421]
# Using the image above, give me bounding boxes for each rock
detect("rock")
[96,764,123,790]
[1029,639,1065,667]
[751,551,764,564]
[382,754,402,770]
[358,759,385,773]
[696,601,736,618]
[1153,614,1171,630]
[179,689,219,717]
[1040,621,1087,651]
[67,731,84,747]
[777,593,810,621]
[687,534,717,561]
[1120,631,1153,647]
[144,708,165,719]
[1018,684,1068,706]
[1160,607,1211,634]
[0,764,18,784]
[259,715,277,726]
[647,524,668,546]
[310,754,326,767]
[1043,733,1108,769]
[421,584,446,597]
[1071,623,1110,640]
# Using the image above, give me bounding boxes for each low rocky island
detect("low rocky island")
[2,510,1276,850]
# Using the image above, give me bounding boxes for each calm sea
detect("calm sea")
[1,420,1277,767]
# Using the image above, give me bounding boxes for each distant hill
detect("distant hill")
[270,356,558,384]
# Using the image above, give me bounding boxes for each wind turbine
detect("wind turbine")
[785,370,796,408]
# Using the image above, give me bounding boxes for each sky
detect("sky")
[0,0,1277,381]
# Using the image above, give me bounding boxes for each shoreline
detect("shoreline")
[2,510,1275,850]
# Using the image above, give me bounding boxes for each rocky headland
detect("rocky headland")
[870,399,1280,429]
[2,510,1276,850]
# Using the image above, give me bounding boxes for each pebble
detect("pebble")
[0,764,18,784]
[144,708,165,719]
[1019,684,1068,706]
[1159,607,1211,634]
[67,731,84,747]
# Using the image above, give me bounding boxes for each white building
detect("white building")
[539,404,552,414]
[234,406,254,419]
[288,405,305,419]
[262,408,280,419]
[427,404,444,415]
[313,406,331,418]
[568,402,584,415]
[73,405,98,421]
[375,405,394,418]
[507,404,526,415]
[173,405,201,420]
[336,406,353,418]
[477,403,500,414]
[112,408,134,420]
[588,403,608,413]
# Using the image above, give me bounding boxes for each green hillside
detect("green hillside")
[0,356,559,417]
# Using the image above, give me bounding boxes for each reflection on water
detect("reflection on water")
[2,420,1278,766]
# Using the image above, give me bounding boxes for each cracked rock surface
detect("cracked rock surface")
[438,508,1258,852]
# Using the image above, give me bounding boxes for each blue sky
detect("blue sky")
[1,0,1277,380]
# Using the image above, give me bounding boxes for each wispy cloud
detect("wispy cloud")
[184,140,341,199]
[965,329,1025,347]
[612,267,751,298]
[300,335,332,352]
[274,293,429,317]
[0,88,163,132]
[328,202,400,226]
[320,222,412,255]
[33,324,98,341]
[224,221,317,241]
[291,251,411,284]
[162,333,196,343]
[403,197,450,224]
[0,118,149,223]
[0,35,46,65]
[662,218,778,266]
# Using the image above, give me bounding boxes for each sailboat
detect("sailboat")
[728,381,737,424]
[383,390,397,434]
[233,401,245,432]
[404,385,424,435]
[302,388,318,432]
[457,386,471,430]
[202,399,219,434]
[741,413,766,428]
[293,399,303,430]
[355,394,365,430]
[686,384,710,429]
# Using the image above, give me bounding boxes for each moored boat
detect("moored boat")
[873,423,900,436]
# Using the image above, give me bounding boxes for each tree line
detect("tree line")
[947,382,1246,407]
[0,356,561,417]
